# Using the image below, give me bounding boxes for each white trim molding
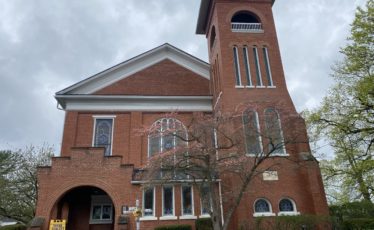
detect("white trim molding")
[139,216,158,221]
[56,95,213,112]
[253,212,276,217]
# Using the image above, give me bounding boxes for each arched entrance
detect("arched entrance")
[51,186,115,230]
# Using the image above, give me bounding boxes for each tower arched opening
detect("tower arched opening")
[231,11,263,32]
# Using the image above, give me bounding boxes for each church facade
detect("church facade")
[33,0,329,229]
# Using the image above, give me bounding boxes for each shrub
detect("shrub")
[253,215,331,230]
[0,225,27,230]
[154,224,192,230]
[330,201,374,229]
[196,218,213,230]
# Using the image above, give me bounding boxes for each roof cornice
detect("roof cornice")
[55,95,213,112]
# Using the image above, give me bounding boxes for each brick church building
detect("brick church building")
[34,0,329,229]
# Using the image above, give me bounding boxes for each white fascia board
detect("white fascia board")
[56,95,213,112]
[60,44,210,95]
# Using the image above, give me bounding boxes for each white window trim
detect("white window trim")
[92,116,115,156]
[148,118,187,158]
[267,86,276,88]
[243,46,253,86]
[243,110,263,156]
[278,211,300,216]
[181,185,195,216]
[264,109,287,155]
[253,47,263,87]
[233,46,242,86]
[143,187,156,218]
[92,115,117,118]
[278,198,299,216]
[253,212,276,217]
[139,216,158,221]
[199,214,211,218]
[89,195,113,224]
[180,215,197,220]
[200,194,212,217]
[253,198,274,217]
[162,185,175,217]
[160,216,178,220]
[263,47,274,87]
[273,110,287,155]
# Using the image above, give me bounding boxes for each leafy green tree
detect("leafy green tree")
[0,145,53,224]
[306,0,374,204]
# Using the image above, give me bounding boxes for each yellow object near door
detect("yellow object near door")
[49,220,66,230]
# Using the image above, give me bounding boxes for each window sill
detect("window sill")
[256,86,266,88]
[235,85,245,88]
[89,220,113,224]
[267,86,276,88]
[231,29,264,34]
[246,153,289,157]
[160,216,178,220]
[180,215,197,220]
[139,216,158,221]
[271,153,290,157]
[245,85,255,88]
[253,212,276,217]
[199,214,211,218]
[278,211,300,216]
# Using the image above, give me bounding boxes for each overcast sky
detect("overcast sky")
[0,0,366,154]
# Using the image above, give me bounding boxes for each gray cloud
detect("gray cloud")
[0,0,366,153]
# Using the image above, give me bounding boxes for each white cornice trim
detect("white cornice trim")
[56,95,213,112]
[57,44,210,95]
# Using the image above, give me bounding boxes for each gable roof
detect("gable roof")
[55,43,213,112]
[56,43,210,95]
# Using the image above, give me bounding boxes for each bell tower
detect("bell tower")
[196,0,329,227]
[196,0,295,113]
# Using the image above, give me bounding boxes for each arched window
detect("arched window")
[233,46,242,86]
[253,198,276,217]
[210,26,216,49]
[278,198,299,215]
[231,11,260,23]
[264,108,285,154]
[243,109,261,155]
[231,11,263,32]
[148,118,187,157]
[279,199,294,212]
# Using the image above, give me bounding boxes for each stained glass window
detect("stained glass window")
[94,119,113,156]
[243,109,262,154]
[253,47,263,86]
[255,199,270,213]
[233,46,242,86]
[201,185,211,215]
[279,199,294,212]
[143,187,154,216]
[243,46,252,86]
[148,118,187,157]
[182,186,193,215]
[263,47,274,86]
[163,186,174,216]
[264,108,285,154]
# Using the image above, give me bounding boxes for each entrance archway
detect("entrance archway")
[51,186,115,230]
